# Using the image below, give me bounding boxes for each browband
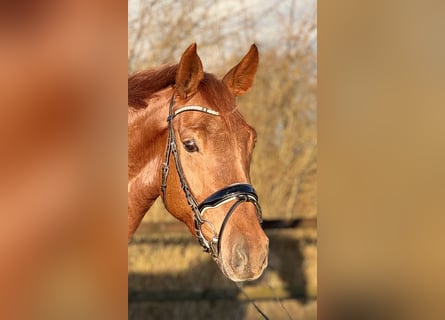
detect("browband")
[173,105,219,117]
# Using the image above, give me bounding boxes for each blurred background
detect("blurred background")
[0,0,127,319]
[128,0,317,319]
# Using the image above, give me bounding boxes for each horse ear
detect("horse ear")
[175,43,204,99]
[222,44,259,96]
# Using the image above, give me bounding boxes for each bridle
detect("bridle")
[160,94,262,258]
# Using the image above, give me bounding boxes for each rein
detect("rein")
[160,94,262,258]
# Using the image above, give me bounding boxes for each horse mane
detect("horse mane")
[128,64,236,114]
[128,64,177,108]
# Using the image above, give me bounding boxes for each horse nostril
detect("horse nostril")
[232,245,248,270]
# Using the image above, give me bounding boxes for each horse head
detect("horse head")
[128,43,268,282]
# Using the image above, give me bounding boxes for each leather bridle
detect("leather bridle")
[160,94,262,258]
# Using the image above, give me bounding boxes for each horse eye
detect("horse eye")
[183,140,199,152]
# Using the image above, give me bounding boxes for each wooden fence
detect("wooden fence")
[128,218,317,319]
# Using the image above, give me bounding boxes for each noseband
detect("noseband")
[161,94,262,258]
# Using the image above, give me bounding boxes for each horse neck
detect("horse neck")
[128,92,170,203]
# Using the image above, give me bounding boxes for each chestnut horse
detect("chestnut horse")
[128,44,268,281]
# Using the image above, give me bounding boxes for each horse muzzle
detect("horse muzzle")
[194,183,263,259]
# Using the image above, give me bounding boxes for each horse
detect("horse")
[128,43,268,282]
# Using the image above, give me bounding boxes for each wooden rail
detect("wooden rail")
[136,218,317,235]
[129,285,316,303]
